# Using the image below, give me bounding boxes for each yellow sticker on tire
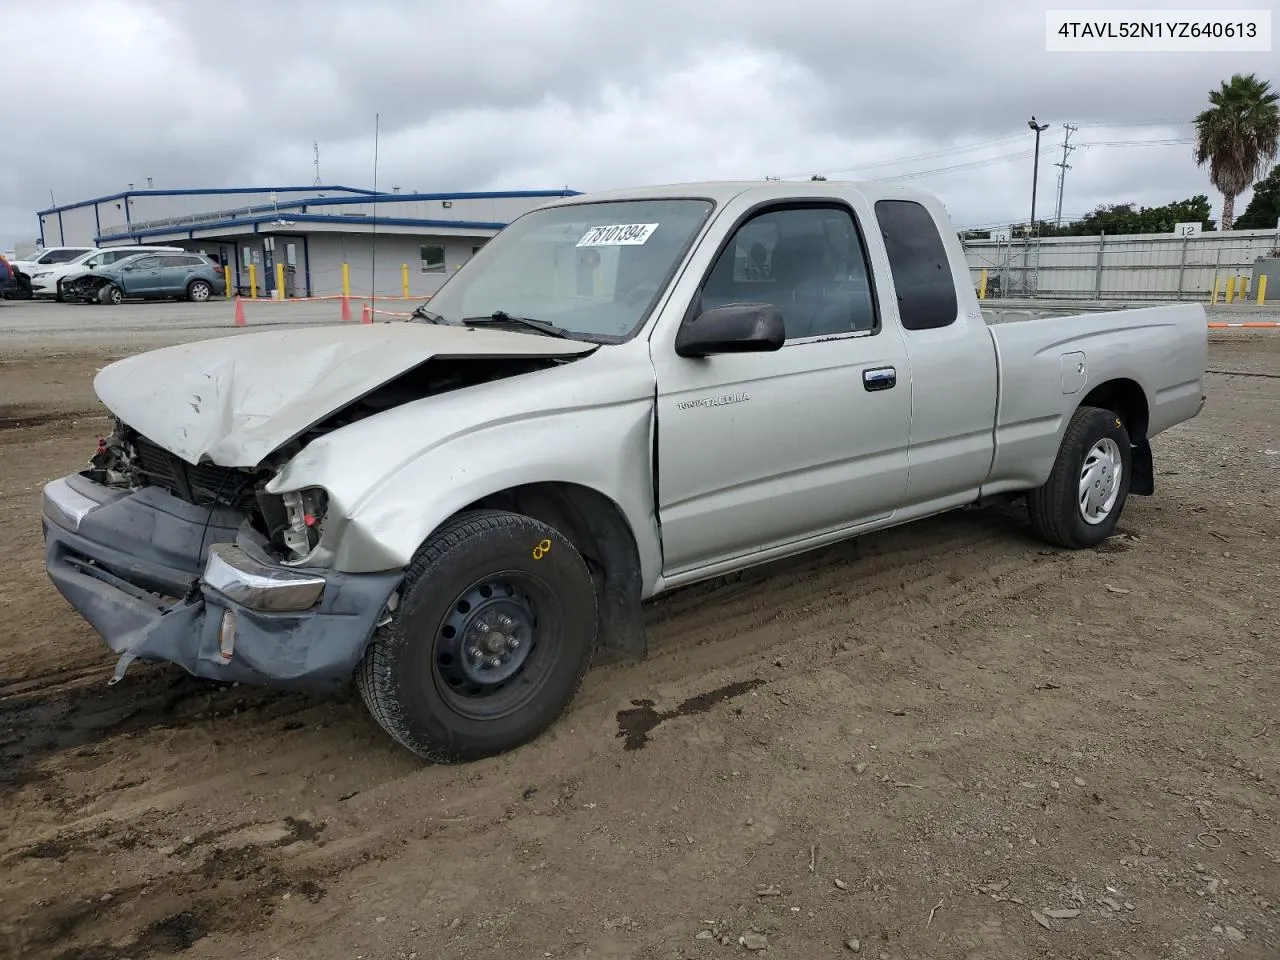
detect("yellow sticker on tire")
[532,538,552,560]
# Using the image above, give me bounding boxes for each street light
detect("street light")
[1028,116,1050,235]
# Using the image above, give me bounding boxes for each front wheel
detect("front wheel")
[98,283,123,305]
[356,509,598,762]
[1027,405,1132,548]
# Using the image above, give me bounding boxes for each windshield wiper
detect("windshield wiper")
[460,311,578,340]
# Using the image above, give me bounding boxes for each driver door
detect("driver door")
[652,200,913,579]
[121,256,163,295]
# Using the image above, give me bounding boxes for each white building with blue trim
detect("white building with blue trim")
[36,184,579,299]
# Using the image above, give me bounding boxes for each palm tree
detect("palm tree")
[1194,73,1280,230]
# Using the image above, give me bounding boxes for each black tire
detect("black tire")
[11,275,32,300]
[98,283,123,305]
[356,509,598,762]
[1027,405,1132,549]
[187,279,211,302]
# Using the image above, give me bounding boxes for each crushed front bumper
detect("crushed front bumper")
[41,474,402,690]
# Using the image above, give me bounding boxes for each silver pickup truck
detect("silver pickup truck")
[40,180,1208,762]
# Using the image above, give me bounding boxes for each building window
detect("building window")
[420,244,446,273]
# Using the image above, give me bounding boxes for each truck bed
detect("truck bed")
[979,301,1208,496]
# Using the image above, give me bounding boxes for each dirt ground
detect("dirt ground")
[1,335,1277,960]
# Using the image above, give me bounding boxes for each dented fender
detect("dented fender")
[267,341,665,592]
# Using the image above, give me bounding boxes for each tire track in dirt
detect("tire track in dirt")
[3,508,1077,958]
[7,338,1278,959]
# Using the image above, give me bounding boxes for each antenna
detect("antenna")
[312,140,322,186]
[370,114,380,304]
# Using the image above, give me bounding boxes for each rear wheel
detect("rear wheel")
[357,509,598,762]
[1027,405,1132,548]
[187,279,211,302]
[98,283,123,305]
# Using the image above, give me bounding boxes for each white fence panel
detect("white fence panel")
[964,228,1280,300]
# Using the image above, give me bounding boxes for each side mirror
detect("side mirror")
[674,302,786,358]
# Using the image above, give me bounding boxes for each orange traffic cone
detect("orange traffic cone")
[233,296,246,326]
[360,302,372,324]
[340,295,351,321]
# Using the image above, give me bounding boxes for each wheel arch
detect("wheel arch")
[1078,378,1153,495]
[451,481,648,661]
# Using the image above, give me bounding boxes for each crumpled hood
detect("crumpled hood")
[93,323,596,468]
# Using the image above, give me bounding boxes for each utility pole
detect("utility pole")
[1027,117,1051,236]
[1053,123,1078,227]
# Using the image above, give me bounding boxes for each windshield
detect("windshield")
[418,198,715,341]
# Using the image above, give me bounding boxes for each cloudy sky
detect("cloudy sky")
[2,0,1277,250]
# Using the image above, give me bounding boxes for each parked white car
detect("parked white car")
[9,246,96,276]
[31,246,185,299]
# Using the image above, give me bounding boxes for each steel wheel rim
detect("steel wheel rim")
[431,572,562,720]
[191,282,210,301]
[1078,437,1122,525]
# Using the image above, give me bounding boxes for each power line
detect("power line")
[875,150,1036,183]
[1069,118,1193,128]
[774,132,1029,180]
[1080,138,1195,147]
[766,125,1200,187]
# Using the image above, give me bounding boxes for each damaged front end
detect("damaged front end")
[41,418,403,690]
[40,332,596,691]
[60,272,114,304]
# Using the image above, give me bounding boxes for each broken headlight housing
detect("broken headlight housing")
[279,487,328,561]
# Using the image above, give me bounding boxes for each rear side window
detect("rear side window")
[41,248,92,264]
[873,200,957,331]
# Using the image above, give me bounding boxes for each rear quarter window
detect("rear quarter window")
[873,199,958,331]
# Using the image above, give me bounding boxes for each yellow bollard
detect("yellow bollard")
[401,263,410,299]
[1258,274,1268,306]
[1210,276,1220,304]
[1239,276,1249,300]
[978,269,988,300]
[223,265,232,298]
[1225,275,1235,303]
[248,263,258,298]
[341,262,350,299]
[276,262,286,300]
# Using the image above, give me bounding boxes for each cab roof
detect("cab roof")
[537,179,948,210]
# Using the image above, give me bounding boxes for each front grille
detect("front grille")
[129,433,257,508]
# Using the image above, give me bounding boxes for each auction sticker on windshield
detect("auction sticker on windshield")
[576,223,659,246]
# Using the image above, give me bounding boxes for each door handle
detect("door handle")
[863,366,897,391]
